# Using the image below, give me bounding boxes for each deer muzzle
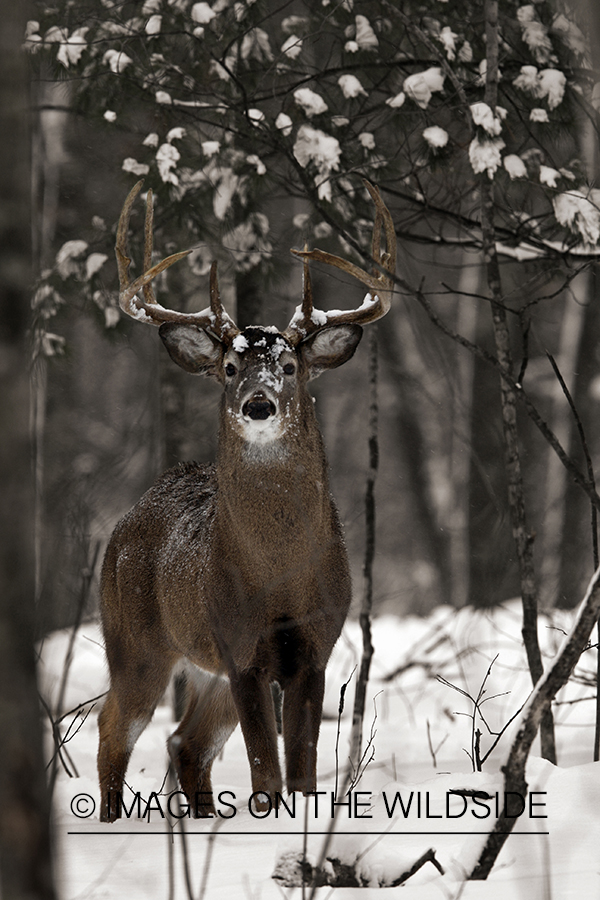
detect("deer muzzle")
[242,394,277,421]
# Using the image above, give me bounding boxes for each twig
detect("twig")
[198,816,225,900]
[348,693,380,793]
[426,719,448,769]
[349,327,379,768]
[177,801,194,900]
[546,352,598,568]
[334,668,355,802]
[39,694,77,783]
[307,767,353,900]
[389,848,445,886]
[546,350,600,762]
[437,658,524,772]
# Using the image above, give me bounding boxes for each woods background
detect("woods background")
[24,0,600,636]
[2,1,600,894]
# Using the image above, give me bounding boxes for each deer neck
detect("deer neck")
[214,393,332,555]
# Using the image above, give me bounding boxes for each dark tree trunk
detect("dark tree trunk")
[0,1,57,896]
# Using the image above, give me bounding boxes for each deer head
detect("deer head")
[115,180,395,455]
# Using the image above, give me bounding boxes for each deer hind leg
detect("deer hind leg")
[228,667,282,808]
[167,668,239,817]
[98,644,176,823]
[282,666,325,795]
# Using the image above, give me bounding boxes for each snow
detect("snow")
[55,27,88,68]
[423,126,449,150]
[438,26,458,61]
[354,15,379,51]
[538,69,566,109]
[385,92,406,110]
[530,108,550,123]
[403,68,445,109]
[516,5,553,65]
[55,240,89,279]
[156,143,181,185]
[281,35,302,60]
[103,49,133,74]
[470,103,506,137]
[468,137,505,179]
[513,65,566,109]
[122,158,150,177]
[41,600,600,898]
[166,127,186,143]
[358,132,375,150]
[275,113,292,136]
[293,126,341,201]
[293,88,328,118]
[553,190,600,247]
[503,154,527,179]
[231,334,249,353]
[338,74,367,99]
[191,3,216,25]
[201,140,220,156]
[247,108,265,126]
[145,15,162,36]
[85,253,109,280]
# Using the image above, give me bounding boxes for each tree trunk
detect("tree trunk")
[349,329,378,770]
[482,0,555,763]
[0,1,56,895]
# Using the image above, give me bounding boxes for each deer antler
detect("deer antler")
[116,180,238,340]
[284,182,396,344]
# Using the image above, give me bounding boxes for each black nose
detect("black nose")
[243,399,276,420]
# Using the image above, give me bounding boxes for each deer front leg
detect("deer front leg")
[282,667,325,795]
[228,667,282,807]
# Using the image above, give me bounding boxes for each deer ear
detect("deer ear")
[159,323,222,378]
[300,324,363,380]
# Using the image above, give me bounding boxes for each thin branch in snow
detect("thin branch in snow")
[470,565,600,880]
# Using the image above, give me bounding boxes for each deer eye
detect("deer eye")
[283,363,295,375]
[225,363,237,377]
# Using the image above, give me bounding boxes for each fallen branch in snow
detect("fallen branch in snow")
[273,841,444,889]
[389,847,445,886]
[469,564,600,880]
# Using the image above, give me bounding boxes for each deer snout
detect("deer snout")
[242,394,277,421]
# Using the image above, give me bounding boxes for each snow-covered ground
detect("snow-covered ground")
[39,601,600,898]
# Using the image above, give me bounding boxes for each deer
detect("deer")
[97,179,396,821]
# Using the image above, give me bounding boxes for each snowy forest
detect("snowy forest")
[1,0,600,897]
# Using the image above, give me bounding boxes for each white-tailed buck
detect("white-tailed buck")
[98,180,396,821]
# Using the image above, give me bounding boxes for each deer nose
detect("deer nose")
[242,396,277,420]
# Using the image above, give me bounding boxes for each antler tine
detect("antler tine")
[209,260,232,337]
[115,179,143,299]
[284,181,396,344]
[365,180,397,286]
[115,181,238,340]
[141,187,158,308]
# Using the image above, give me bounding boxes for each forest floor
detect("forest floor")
[39,601,600,898]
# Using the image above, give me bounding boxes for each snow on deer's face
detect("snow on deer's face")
[223,327,300,446]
